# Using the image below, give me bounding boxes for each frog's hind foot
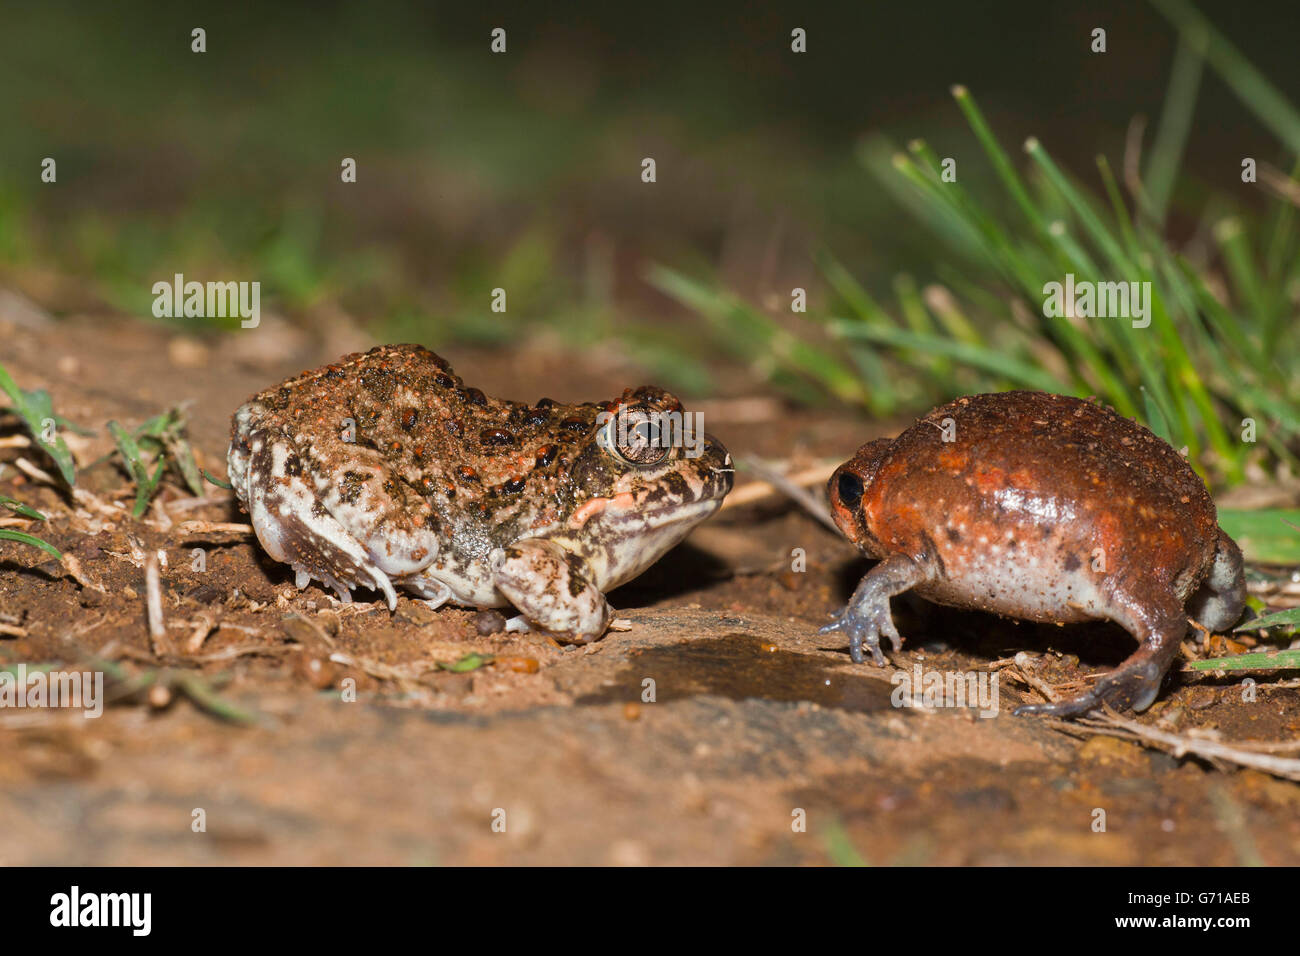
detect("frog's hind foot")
[1012,653,1170,718]
[244,431,398,610]
[1014,587,1184,718]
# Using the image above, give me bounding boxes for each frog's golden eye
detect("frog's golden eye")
[602,407,671,467]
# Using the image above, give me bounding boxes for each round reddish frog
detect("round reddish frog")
[822,391,1246,718]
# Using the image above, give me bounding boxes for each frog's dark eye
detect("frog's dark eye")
[602,408,671,467]
[836,471,864,508]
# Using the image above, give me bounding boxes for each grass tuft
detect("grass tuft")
[656,13,1300,493]
[0,362,78,485]
[107,406,205,518]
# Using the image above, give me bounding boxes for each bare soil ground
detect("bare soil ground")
[2,311,1298,865]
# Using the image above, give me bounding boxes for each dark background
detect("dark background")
[1,0,1295,378]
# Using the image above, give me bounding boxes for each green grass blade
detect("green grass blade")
[1217,508,1300,564]
[950,85,1048,234]
[1143,25,1206,222]
[1186,648,1300,670]
[648,265,869,405]
[1140,387,1174,445]
[0,494,45,520]
[1150,0,1300,154]
[0,529,62,559]
[0,363,77,486]
[164,435,205,496]
[202,468,234,490]
[1234,608,1300,631]
[830,320,1065,392]
[108,420,165,518]
[175,673,263,725]
[1024,138,1133,274]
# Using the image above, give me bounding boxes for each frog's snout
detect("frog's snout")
[827,437,892,539]
[701,432,734,498]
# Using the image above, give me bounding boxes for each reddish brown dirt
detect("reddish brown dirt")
[1,313,1297,865]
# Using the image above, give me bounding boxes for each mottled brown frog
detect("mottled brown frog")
[228,344,732,642]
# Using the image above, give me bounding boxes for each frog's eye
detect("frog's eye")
[835,470,864,508]
[602,408,671,467]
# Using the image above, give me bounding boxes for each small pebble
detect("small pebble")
[147,684,173,710]
[496,656,540,674]
[474,609,507,635]
[294,653,338,689]
[168,336,210,369]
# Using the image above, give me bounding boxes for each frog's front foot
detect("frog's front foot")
[491,539,612,643]
[504,615,532,634]
[819,553,932,665]
[819,601,899,665]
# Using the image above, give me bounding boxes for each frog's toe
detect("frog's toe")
[1129,679,1162,712]
[291,566,371,606]
[321,571,361,605]
[862,639,889,667]
[400,576,453,611]
[1090,665,1165,713]
[1012,692,1100,718]
[879,612,903,654]
[816,615,843,638]
[819,608,888,666]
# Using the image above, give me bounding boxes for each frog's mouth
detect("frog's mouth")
[606,494,725,529]
[580,495,726,593]
[568,491,724,533]
[560,439,732,592]
[568,447,734,533]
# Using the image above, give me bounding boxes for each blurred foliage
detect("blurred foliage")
[1,0,1298,408]
[0,0,884,377]
[660,0,1300,494]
